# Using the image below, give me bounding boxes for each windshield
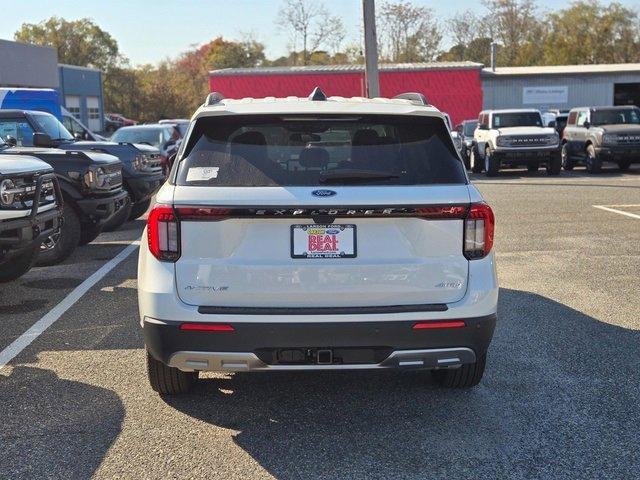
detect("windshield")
[463,121,477,136]
[177,114,466,187]
[31,113,74,141]
[492,112,543,128]
[591,108,640,126]
[111,128,170,147]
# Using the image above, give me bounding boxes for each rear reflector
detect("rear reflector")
[412,320,466,330]
[176,207,232,221]
[416,205,468,219]
[179,323,235,332]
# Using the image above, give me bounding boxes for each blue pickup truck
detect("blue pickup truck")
[0,88,164,226]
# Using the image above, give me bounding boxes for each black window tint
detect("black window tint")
[492,112,543,128]
[591,108,640,126]
[0,119,35,146]
[177,114,466,187]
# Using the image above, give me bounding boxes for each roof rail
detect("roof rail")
[309,86,327,101]
[393,92,429,106]
[205,92,225,106]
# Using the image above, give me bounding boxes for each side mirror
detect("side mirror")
[548,121,557,128]
[5,135,17,147]
[33,132,52,147]
[584,121,591,129]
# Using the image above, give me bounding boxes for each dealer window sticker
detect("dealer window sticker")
[186,167,219,182]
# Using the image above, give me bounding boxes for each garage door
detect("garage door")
[65,95,81,119]
[86,96,101,132]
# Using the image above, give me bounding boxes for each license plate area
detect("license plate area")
[291,224,357,259]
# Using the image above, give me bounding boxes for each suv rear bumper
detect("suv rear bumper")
[143,315,495,372]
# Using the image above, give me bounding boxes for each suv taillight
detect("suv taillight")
[464,203,494,260]
[148,205,180,261]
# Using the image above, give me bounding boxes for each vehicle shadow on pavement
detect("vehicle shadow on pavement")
[0,366,125,479]
[163,288,640,479]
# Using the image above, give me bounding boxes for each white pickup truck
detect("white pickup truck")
[0,152,62,281]
[471,109,561,176]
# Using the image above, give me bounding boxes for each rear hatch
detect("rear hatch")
[172,112,471,308]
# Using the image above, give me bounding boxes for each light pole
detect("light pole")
[362,0,380,98]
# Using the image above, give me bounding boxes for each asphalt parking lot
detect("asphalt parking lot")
[1,166,639,480]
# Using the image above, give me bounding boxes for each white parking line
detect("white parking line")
[0,242,139,371]
[593,205,640,220]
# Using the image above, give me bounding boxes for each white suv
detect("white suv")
[471,109,561,176]
[138,89,498,394]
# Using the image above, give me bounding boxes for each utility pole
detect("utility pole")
[362,0,380,98]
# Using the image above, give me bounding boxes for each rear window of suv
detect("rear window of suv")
[176,114,466,186]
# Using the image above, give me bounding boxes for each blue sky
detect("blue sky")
[1,0,638,65]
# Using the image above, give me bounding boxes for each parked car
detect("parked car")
[472,109,561,176]
[0,124,128,265]
[110,124,180,176]
[159,119,190,137]
[561,106,640,173]
[138,88,498,394]
[0,152,62,281]
[103,115,122,134]
[457,119,478,170]
[0,110,164,228]
[553,113,568,139]
[106,113,137,127]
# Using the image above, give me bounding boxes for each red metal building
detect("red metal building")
[208,62,484,125]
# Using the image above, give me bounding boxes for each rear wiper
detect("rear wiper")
[319,168,400,184]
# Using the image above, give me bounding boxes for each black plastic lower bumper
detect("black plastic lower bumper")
[595,146,640,162]
[144,314,497,367]
[0,207,61,257]
[494,149,559,164]
[125,173,164,203]
[76,190,128,225]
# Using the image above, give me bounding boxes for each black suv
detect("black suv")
[0,153,62,281]
[0,136,127,265]
[0,110,164,227]
[562,106,640,173]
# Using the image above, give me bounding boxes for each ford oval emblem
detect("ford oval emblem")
[312,189,337,197]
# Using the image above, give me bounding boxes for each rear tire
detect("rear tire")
[470,147,483,173]
[561,143,574,171]
[484,147,499,176]
[432,353,486,388]
[617,160,631,171]
[546,153,562,176]
[146,350,198,395]
[129,198,151,221]
[36,204,81,266]
[0,246,38,282]
[585,145,602,174]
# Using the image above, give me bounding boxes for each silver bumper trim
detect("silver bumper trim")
[168,348,476,372]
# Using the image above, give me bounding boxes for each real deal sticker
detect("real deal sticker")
[186,167,219,182]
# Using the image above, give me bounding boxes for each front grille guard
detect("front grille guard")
[28,172,63,222]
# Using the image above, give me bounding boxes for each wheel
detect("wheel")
[79,224,102,246]
[527,163,539,172]
[36,204,81,266]
[585,144,602,174]
[146,350,198,395]
[462,150,471,170]
[432,353,486,388]
[0,247,38,282]
[561,143,574,171]
[484,147,499,176]
[101,200,133,232]
[546,153,562,176]
[617,160,631,171]
[470,147,483,173]
[128,198,151,220]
